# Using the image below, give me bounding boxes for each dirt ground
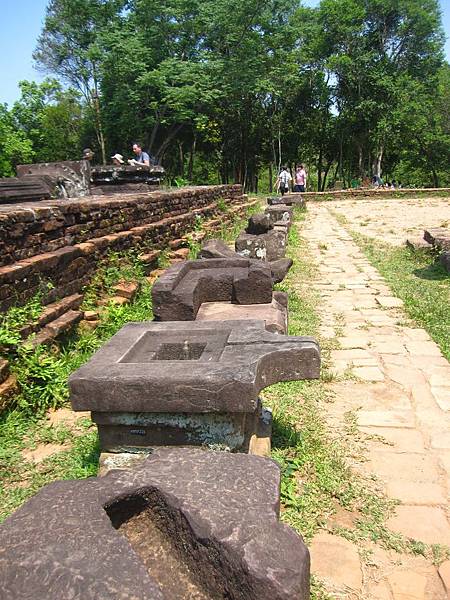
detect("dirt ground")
[330,196,450,245]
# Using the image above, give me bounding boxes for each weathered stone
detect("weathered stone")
[16,160,91,198]
[114,281,139,300]
[69,320,320,451]
[199,238,238,260]
[424,227,450,251]
[83,310,99,321]
[0,448,310,600]
[235,229,287,261]
[152,258,273,321]
[199,239,292,283]
[270,258,293,283]
[406,237,432,251]
[264,205,293,227]
[246,213,272,235]
[196,294,288,334]
[440,251,450,273]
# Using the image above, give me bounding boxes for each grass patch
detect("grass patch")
[345,233,449,360]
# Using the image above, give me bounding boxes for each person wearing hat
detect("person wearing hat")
[82,148,94,162]
[111,153,124,166]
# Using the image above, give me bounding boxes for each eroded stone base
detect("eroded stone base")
[92,400,271,453]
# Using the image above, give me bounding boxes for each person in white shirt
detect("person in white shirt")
[276,166,292,196]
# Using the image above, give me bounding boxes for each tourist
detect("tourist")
[276,166,292,196]
[128,142,155,166]
[82,148,94,162]
[294,164,307,192]
[111,153,124,165]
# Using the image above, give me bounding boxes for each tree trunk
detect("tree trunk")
[178,141,184,178]
[372,146,384,179]
[188,135,196,181]
[321,161,333,191]
[269,163,273,193]
[358,143,364,178]
[317,146,323,192]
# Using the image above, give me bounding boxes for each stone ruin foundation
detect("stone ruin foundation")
[69,320,320,454]
[0,448,310,599]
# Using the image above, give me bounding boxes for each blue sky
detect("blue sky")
[0,0,449,107]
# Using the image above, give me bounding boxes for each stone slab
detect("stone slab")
[309,532,362,591]
[196,294,288,334]
[69,320,320,414]
[387,505,450,545]
[0,448,310,600]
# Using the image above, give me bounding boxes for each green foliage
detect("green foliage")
[0,293,43,349]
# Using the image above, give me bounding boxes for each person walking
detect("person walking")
[294,164,307,192]
[276,166,292,196]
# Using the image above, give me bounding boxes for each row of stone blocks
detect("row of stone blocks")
[0,203,317,598]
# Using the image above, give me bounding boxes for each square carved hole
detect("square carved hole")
[153,342,206,361]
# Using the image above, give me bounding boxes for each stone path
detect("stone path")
[302,203,450,600]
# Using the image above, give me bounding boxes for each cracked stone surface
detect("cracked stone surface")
[300,199,450,600]
[0,448,310,600]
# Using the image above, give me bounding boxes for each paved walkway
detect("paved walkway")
[302,203,450,600]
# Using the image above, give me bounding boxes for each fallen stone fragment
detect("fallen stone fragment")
[424,228,450,251]
[246,213,272,234]
[264,205,293,227]
[0,448,310,600]
[406,237,432,251]
[0,375,18,411]
[198,238,237,260]
[152,258,273,321]
[83,310,99,321]
[270,258,293,283]
[440,251,450,274]
[69,319,320,452]
[114,281,139,300]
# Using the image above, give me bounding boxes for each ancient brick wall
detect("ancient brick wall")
[0,185,246,311]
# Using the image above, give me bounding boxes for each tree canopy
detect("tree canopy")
[1,0,448,188]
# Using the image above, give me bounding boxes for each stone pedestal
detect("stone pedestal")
[69,320,320,453]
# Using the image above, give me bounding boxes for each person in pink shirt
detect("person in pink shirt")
[294,164,307,192]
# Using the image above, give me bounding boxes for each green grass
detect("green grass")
[351,234,449,360]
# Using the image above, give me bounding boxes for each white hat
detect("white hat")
[111,153,124,164]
